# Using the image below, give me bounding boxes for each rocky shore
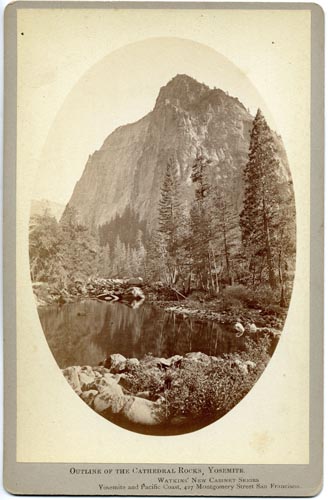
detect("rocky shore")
[62,343,271,435]
[158,304,282,339]
[33,277,146,306]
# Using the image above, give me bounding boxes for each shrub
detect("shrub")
[122,336,272,422]
[166,335,271,419]
[247,284,281,308]
[123,362,165,400]
[223,285,250,302]
[221,284,249,312]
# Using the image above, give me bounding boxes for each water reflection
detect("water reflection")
[38,299,249,369]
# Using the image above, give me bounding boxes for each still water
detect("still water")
[38,299,250,369]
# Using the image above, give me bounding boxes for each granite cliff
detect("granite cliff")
[63,74,288,231]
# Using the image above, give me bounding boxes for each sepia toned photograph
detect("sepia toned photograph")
[29,43,295,436]
[3,3,323,496]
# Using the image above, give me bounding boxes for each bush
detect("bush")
[224,285,250,302]
[166,336,270,420]
[221,284,249,312]
[121,336,272,423]
[247,285,281,309]
[123,361,166,400]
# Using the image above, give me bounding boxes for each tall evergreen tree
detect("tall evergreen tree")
[135,229,146,275]
[240,109,286,289]
[158,158,181,251]
[157,158,183,284]
[112,235,126,276]
[190,154,213,290]
[211,186,239,286]
[276,187,296,305]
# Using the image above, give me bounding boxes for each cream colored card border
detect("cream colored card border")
[3,2,324,496]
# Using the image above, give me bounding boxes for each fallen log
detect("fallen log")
[170,287,187,300]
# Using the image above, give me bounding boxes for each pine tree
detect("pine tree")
[240,109,286,289]
[144,231,163,282]
[157,158,183,285]
[276,187,296,305]
[158,159,181,251]
[112,236,126,276]
[191,154,211,202]
[211,186,239,286]
[189,154,214,290]
[58,206,100,283]
[135,229,146,275]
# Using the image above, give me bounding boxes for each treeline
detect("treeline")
[29,207,147,287]
[29,109,295,304]
[29,206,104,287]
[99,206,149,252]
[145,109,295,304]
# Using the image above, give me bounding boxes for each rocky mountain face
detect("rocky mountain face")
[63,74,288,231]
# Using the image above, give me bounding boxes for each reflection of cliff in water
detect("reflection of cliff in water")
[38,299,251,369]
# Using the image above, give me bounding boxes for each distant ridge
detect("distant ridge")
[31,199,66,222]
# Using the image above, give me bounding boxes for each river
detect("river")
[37,299,257,369]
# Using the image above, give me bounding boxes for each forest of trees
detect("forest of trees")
[143,110,295,302]
[29,206,147,287]
[29,109,295,305]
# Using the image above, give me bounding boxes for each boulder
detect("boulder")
[80,365,95,376]
[234,359,248,376]
[95,365,110,374]
[117,373,133,392]
[136,390,151,400]
[104,353,126,373]
[158,357,172,368]
[122,287,145,301]
[95,373,120,393]
[78,371,96,391]
[125,358,140,371]
[167,355,183,367]
[245,322,257,334]
[185,352,210,363]
[62,366,82,394]
[121,396,164,426]
[93,383,126,414]
[80,389,98,407]
[142,356,173,370]
[234,322,245,337]
[142,357,166,371]
[257,327,281,338]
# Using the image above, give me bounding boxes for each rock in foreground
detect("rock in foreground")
[62,338,271,435]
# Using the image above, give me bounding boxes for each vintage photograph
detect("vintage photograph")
[29,44,295,435]
[4,2,323,496]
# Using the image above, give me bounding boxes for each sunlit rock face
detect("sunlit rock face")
[63,74,289,230]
